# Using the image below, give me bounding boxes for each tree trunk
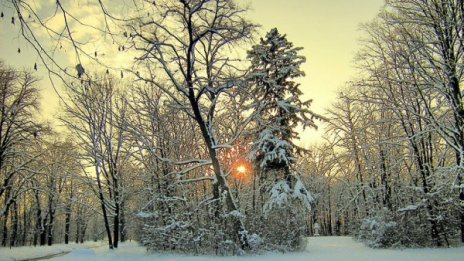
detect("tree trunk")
[379,148,392,210]
[80,221,88,244]
[2,188,11,246]
[2,213,8,247]
[75,214,80,244]
[187,89,249,249]
[33,190,47,246]
[112,166,120,249]
[327,183,333,236]
[419,163,442,247]
[95,164,113,249]
[47,199,55,246]
[64,204,71,244]
[39,219,46,246]
[120,204,126,242]
[21,196,27,246]
[9,200,18,247]
[113,206,119,248]
[460,190,464,243]
[457,153,464,243]
[98,189,113,249]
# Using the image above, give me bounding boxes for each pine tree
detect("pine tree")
[248,28,318,177]
[247,28,317,250]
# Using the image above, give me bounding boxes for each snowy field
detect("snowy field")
[2,237,462,261]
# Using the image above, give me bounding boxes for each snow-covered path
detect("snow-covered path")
[0,241,103,261]
[43,237,464,261]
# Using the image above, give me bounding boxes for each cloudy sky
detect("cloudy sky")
[0,0,384,145]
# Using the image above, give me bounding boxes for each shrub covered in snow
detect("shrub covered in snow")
[357,191,461,249]
[358,215,399,248]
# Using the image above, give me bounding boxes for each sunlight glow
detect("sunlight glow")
[236,165,247,174]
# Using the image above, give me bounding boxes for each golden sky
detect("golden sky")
[249,0,384,145]
[0,0,384,145]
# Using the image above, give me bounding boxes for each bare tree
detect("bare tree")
[61,75,130,249]
[0,62,44,247]
[379,0,464,242]
[127,0,257,250]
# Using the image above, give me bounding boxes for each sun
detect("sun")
[231,159,252,182]
[236,165,247,174]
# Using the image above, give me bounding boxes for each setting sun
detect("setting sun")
[231,159,252,182]
[236,165,247,174]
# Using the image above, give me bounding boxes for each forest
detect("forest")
[0,0,463,256]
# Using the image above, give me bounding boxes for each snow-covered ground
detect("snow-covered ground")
[0,241,103,261]
[2,237,463,261]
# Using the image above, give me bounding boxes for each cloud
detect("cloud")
[20,1,118,70]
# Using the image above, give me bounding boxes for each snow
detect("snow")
[263,180,291,214]
[225,210,246,219]
[0,241,103,261]
[3,237,462,261]
[136,211,158,218]
[293,179,313,210]
[398,205,419,212]
[263,179,313,214]
[250,128,295,170]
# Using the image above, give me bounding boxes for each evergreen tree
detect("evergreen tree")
[248,28,318,176]
[247,28,318,250]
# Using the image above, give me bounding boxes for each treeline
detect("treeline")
[0,62,102,247]
[303,0,464,248]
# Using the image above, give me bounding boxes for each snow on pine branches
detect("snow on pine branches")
[246,28,318,251]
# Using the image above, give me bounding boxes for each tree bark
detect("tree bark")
[10,200,18,247]
[95,165,113,249]
[64,204,71,244]
[188,94,249,249]
[1,189,10,246]
[120,203,126,242]
[47,195,55,246]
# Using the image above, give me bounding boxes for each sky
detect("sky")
[0,0,384,145]
[249,0,384,145]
